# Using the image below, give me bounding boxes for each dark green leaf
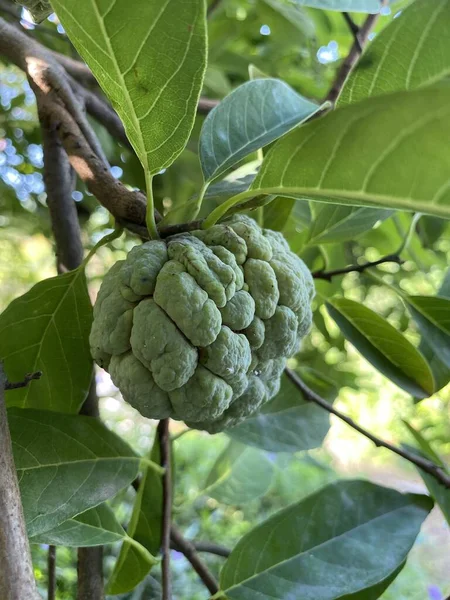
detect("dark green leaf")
[339,0,450,105]
[228,370,336,453]
[405,296,450,368]
[251,88,450,219]
[30,504,125,547]
[307,205,392,245]
[107,437,163,595]
[200,78,320,183]
[204,441,274,504]
[0,270,92,413]
[52,0,207,175]
[9,408,140,537]
[326,297,435,398]
[220,480,433,600]
[403,422,450,525]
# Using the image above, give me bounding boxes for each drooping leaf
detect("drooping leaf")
[107,436,163,595]
[9,408,140,537]
[403,422,450,525]
[326,297,435,398]
[51,0,207,175]
[307,205,392,245]
[204,441,274,504]
[30,504,125,547]
[219,480,433,600]
[292,0,380,11]
[339,0,450,105]
[250,87,450,220]
[0,270,92,413]
[199,78,321,183]
[228,370,336,453]
[261,0,316,36]
[404,296,450,368]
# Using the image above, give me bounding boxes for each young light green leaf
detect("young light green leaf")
[247,87,450,220]
[291,0,380,10]
[228,370,336,453]
[404,296,450,368]
[262,0,316,36]
[204,441,274,505]
[339,0,450,105]
[326,297,435,398]
[107,436,163,595]
[307,205,392,245]
[51,0,207,175]
[199,78,321,183]
[0,269,92,413]
[9,408,140,537]
[403,422,450,525]
[220,480,432,600]
[30,504,125,547]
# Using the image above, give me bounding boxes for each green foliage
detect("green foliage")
[0,269,93,412]
[50,0,207,177]
[219,480,433,600]
[326,297,435,398]
[9,408,140,536]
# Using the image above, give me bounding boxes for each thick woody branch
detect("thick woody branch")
[170,527,219,595]
[285,369,450,489]
[0,364,40,600]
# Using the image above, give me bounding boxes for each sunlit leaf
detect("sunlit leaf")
[30,504,125,547]
[326,297,435,398]
[200,78,320,183]
[220,480,432,600]
[292,0,380,11]
[404,296,450,368]
[251,87,450,219]
[9,408,140,537]
[0,270,92,413]
[339,0,450,105]
[204,441,274,504]
[51,0,207,175]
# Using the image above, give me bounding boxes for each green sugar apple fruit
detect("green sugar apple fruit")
[90,215,314,433]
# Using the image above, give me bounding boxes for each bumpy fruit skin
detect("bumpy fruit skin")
[90,215,314,432]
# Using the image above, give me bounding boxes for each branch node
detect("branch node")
[5,371,42,391]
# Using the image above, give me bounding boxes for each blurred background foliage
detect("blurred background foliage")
[0,0,449,598]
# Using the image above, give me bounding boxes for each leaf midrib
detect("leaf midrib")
[223,502,420,593]
[17,456,139,472]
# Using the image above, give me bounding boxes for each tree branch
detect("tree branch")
[285,368,450,489]
[4,370,42,390]
[325,4,386,104]
[47,545,56,600]
[312,253,404,281]
[170,527,219,595]
[158,419,172,600]
[0,363,40,600]
[191,541,231,558]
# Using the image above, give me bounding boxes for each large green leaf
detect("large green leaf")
[404,296,450,368]
[339,0,450,105]
[9,408,140,537]
[199,78,320,183]
[51,0,207,175]
[107,436,163,595]
[0,270,92,413]
[326,297,435,398]
[220,480,432,600]
[248,88,450,220]
[30,504,125,547]
[292,0,379,10]
[306,205,392,245]
[228,370,336,453]
[204,441,274,505]
[403,422,450,526]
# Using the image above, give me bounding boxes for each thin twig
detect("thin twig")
[312,254,403,281]
[4,371,42,390]
[170,527,219,595]
[325,3,386,104]
[342,13,362,51]
[285,369,450,489]
[158,419,172,600]
[193,541,231,558]
[47,546,56,600]
[207,0,223,17]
